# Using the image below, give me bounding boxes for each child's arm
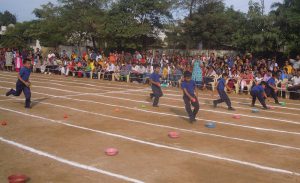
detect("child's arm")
[18,74,30,87]
[262,92,270,102]
[183,88,195,101]
[149,79,160,87]
[226,84,232,92]
[269,84,278,91]
[195,86,199,98]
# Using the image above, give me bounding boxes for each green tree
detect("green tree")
[0,22,34,48]
[0,10,17,26]
[271,0,300,54]
[106,0,173,49]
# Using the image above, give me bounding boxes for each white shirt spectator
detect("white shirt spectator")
[137,65,146,74]
[291,76,300,85]
[107,63,115,72]
[132,65,140,72]
[290,59,300,70]
[255,77,263,84]
[96,54,102,62]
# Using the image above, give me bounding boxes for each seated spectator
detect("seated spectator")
[104,62,115,81]
[254,73,263,85]
[288,69,300,99]
[290,55,300,70]
[279,68,289,81]
[240,70,254,93]
[119,62,132,82]
[283,60,293,74]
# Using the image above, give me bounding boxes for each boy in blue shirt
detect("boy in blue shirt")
[181,71,199,123]
[250,81,268,109]
[6,59,32,108]
[266,73,280,105]
[213,73,235,110]
[149,64,163,107]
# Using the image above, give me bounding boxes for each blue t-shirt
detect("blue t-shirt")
[19,67,31,81]
[150,72,160,83]
[217,78,226,91]
[267,77,276,87]
[251,85,264,94]
[181,80,196,96]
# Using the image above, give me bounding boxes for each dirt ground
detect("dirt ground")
[0,71,300,183]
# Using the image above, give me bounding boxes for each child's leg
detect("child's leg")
[183,95,194,120]
[250,92,257,106]
[270,89,279,103]
[8,81,23,96]
[257,94,267,109]
[152,85,162,106]
[218,90,232,108]
[191,98,200,118]
[214,90,225,106]
[23,86,31,108]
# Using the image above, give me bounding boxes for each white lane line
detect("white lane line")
[1,80,299,125]
[0,107,299,177]
[1,85,299,136]
[3,98,300,152]
[4,72,299,107]
[85,92,300,125]
[119,92,300,116]
[0,137,144,183]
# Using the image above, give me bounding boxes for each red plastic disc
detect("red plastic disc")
[232,114,241,119]
[8,174,28,183]
[105,148,119,156]
[168,131,180,138]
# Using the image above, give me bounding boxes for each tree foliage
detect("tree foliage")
[0,10,17,26]
[1,0,300,54]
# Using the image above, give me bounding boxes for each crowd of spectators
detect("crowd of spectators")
[0,47,299,99]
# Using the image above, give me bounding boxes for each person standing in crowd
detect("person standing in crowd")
[5,48,13,71]
[14,51,23,72]
[0,48,6,71]
[192,55,203,89]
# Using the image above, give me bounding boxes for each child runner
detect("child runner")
[250,81,268,109]
[149,64,163,107]
[266,73,280,105]
[6,59,32,109]
[213,73,235,110]
[181,71,199,123]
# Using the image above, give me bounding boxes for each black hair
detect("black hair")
[260,81,267,86]
[222,73,228,78]
[153,64,160,69]
[23,58,31,64]
[184,71,192,78]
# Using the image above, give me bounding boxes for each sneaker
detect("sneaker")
[228,107,235,111]
[213,101,217,108]
[275,101,281,105]
[189,118,197,123]
[6,89,13,96]
[262,106,268,110]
